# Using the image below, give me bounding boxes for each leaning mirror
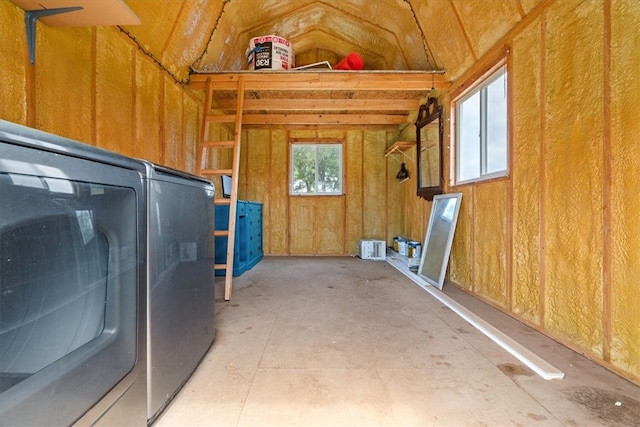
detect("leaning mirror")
[417,193,462,290]
[416,97,443,200]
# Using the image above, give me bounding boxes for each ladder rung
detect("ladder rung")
[200,169,233,175]
[202,140,235,148]
[205,114,236,123]
[214,264,227,270]
[214,230,229,237]
[215,198,231,205]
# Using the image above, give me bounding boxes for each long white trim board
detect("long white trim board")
[385,254,565,380]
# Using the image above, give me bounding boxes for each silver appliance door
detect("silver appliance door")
[146,163,215,421]
[0,121,147,427]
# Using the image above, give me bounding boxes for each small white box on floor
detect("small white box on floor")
[357,239,386,260]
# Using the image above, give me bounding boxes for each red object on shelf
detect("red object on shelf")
[334,52,364,70]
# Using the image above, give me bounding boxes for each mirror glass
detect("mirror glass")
[417,193,462,290]
[419,119,440,188]
[416,98,443,200]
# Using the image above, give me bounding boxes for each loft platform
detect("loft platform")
[189,71,449,128]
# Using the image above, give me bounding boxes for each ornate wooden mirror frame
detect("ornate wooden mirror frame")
[415,97,444,200]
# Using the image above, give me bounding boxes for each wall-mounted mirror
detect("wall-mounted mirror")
[416,97,443,200]
[418,193,462,290]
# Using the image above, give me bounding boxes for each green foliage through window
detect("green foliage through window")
[291,143,343,195]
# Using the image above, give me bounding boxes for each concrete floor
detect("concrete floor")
[155,257,640,426]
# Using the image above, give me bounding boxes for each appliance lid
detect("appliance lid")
[0,120,144,173]
[139,160,214,189]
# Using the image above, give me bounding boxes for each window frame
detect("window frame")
[289,141,344,196]
[452,61,509,185]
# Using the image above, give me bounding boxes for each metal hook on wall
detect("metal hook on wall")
[387,147,413,164]
[24,7,83,64]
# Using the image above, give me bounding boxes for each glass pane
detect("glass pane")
[486,71,508,174]
[420,120,440,188]
[0,173,138,424]
[457,92,481,181]
[316,145,342,194]
[291,145,316,193]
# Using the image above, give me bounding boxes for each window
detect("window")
[290,143,343,195]
[455,65,508,183]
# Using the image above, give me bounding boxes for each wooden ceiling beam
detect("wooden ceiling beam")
[213,98,420,111]
[190,71,449,91]
[242,113,409,126]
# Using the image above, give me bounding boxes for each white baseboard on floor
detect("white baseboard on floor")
[385,253,565,381]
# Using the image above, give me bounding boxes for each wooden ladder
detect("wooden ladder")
[196,76,245,301]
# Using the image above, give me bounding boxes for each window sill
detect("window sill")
[450,173,510,188]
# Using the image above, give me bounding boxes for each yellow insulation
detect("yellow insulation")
[0,0,28,123]
[134,55,162,163]
[609,0,640,376]
[96,27,134,156]
[473,181,508,308]
[345,130,365,253]
[543,0,604,356]
[511,18,542,325]
[36,25,93,142]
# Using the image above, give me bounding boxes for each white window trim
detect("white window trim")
[452,61,509,186]
[289,142,344,196]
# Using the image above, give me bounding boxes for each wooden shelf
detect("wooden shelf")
[11,0,140,26]
[384,141,415,157]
